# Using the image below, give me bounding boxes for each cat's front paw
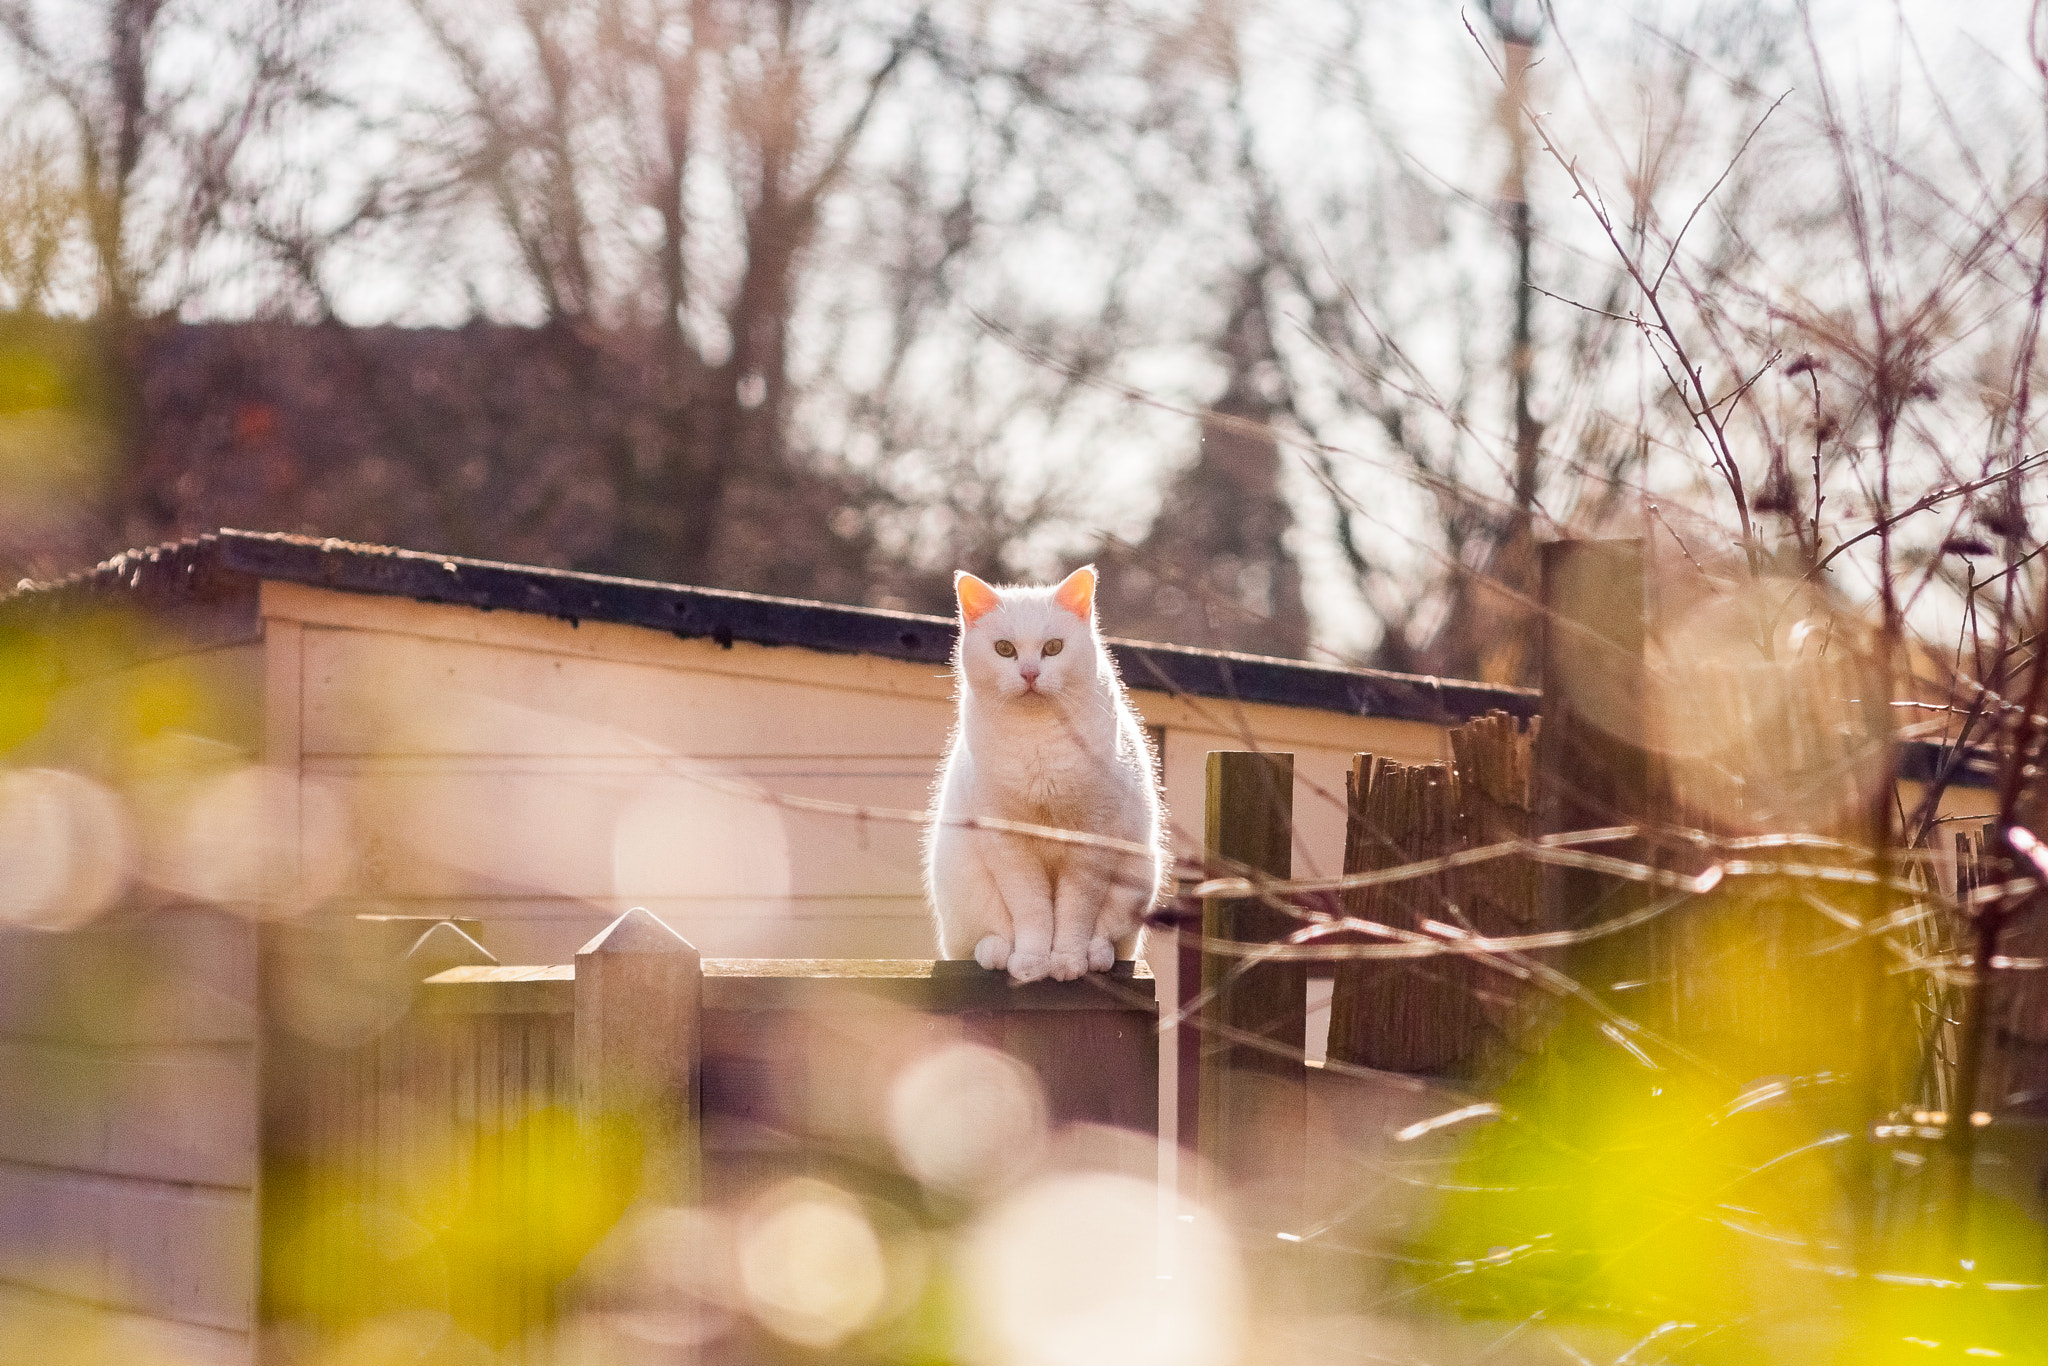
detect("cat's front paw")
[1007,950,1053,982]
[1047,949,1089,981]
[1086,936,1114,972]
[1048,950,1097,983]
[974,935,1012,971]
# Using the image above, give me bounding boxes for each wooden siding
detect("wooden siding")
[0,640,264,1364]
[263,582,1452,964]
[0,911,259,1363]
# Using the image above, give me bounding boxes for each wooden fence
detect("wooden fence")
[1179,709,1543,1237]
[261,731,2048,1351]
[259,913,1158,1357]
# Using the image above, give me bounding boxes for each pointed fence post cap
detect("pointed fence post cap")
[578,906,699,958]
[405,920,497,979]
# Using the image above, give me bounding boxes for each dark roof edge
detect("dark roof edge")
[4,529,1537,726]
[0,531,1999,784]
[1896,736,2001,792]
[0,531,263,658]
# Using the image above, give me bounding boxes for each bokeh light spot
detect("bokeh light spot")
[613,768,792,904]
[589,1204,740,1349]
[159,765,347,913]
[966,1174,1243,1366]
[738,1178,887,1349]
[0,767,132,929]
[888,1041,1048,1192]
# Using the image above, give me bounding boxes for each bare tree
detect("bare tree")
[0,0,356,567]
[386,0,1175,603]
[1276,0,1795,680]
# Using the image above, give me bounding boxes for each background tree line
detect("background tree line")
[0,0,2038,699]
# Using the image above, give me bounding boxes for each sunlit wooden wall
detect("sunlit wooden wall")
[259,579,1455,967]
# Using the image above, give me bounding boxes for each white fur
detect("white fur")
[925,568,1167,981]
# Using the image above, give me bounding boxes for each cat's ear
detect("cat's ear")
[1052,564,1096,620]
[955,571,1001,626]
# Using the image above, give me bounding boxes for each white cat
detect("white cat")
[925,565,1167,982]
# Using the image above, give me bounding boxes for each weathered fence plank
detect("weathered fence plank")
[1197,750,1304,1225]
[260,913,572,1360]
[1327,755,1463,1072]
[1326,711,1539,1075]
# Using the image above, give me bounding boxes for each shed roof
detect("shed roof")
[4,529,1537,726]
[0,529,1997,786]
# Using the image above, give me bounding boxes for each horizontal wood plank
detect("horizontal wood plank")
[266,580,958,702]
[422,959,1156,1015]
[0,1281,251,1366]
[308,760,933,903]
[12,645,264,774]
[418,968,573,1016]
[0,1041,256,1188]
[0,915,257,1046]
[300,627,954,760]
[0,1161,254,1332]
[706,958,1155,1012]
[697,984,1158,1142]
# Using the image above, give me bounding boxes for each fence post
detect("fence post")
[1197,751,1304,1232]
[575,907,702,1205]
[1536,538,1648,927]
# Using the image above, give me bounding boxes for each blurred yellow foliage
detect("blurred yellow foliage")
[265,1103,636,1355]
[1410,879,2047,1363]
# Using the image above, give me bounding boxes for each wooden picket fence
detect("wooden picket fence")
[259,917,1158,1357]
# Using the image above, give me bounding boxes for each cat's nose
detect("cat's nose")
[1019,664,1041,686]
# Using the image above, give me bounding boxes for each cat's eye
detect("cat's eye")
[1042,638,1064,656]
[993,639,1017,657]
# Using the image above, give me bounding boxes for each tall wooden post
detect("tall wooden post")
[1537,538,1648,931]
[575,907,702,1205]
[1197,751,1305,1230]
